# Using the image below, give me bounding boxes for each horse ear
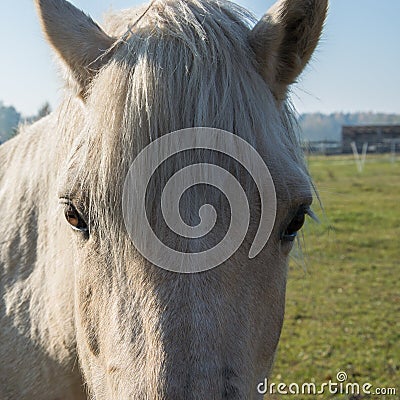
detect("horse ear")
[249,0,328,101]
[35,0,116,96]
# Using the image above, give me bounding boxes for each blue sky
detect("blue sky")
[0,0,399,116]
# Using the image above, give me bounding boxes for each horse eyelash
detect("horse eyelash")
[305,207,319,223]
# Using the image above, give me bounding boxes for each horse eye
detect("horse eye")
[282,209,307,242]
[64,204,88,232]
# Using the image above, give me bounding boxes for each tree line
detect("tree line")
[1,100,399,144]
[0,101,51,143]
[298,112,400,142]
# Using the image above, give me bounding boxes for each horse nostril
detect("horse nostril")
[87,332,100,357]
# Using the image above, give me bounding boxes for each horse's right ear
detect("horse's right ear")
[249,0,328,102]
[35,0,116,97]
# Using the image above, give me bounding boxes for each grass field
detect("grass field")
[266,155,399,399]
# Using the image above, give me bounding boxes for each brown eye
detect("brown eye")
[64,204,88,232]
[282,209,307,242]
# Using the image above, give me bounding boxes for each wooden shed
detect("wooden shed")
[342,125,400,153]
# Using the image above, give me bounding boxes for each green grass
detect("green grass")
[266,155,399,399]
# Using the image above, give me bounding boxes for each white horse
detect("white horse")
[0,0,327,398]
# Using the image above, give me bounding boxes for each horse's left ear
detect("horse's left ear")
[249,0,328,101]
[35,0,116,97]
